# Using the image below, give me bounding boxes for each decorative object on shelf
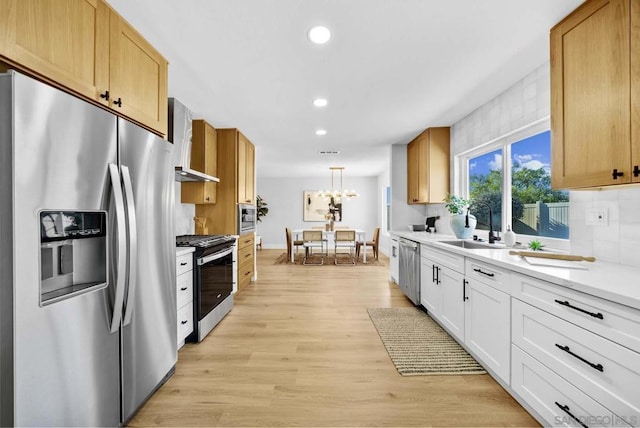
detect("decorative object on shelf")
[315,167,358,202]
[527,239,544,251]
[444,194,475,239]
[256,195,269,222]
[504,225,516,247]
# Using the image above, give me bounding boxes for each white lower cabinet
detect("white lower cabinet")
[176,250,194,350]
[438,265,465,342]
[512,345,631,427]
[415,243,640,428]
[390,237,399,283]
[512,298,640,425]
[464,277,510,383]
[420,246,465,342]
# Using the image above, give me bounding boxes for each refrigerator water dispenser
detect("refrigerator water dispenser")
[39,210,108,305]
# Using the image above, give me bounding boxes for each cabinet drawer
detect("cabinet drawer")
[238,233,254,250]
[176,271,193,309]
[421,244,465,273]
[512,345,631,427]
[238,260,253,291]
[465,258,509,294]
[238,243,254,266]
[512,273,640,354]
[512,299,640,422]
[177,302,193,343]
[176,253,193,276]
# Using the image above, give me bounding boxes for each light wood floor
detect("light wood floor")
[129,249,539,427]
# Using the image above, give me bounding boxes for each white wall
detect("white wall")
[256,176,379,249]
[376,163,391,256]
[425,61,640,268]
[390,144,428,231]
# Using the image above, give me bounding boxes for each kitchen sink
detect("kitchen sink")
[437,240,503,250]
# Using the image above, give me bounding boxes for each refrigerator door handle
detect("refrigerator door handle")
[121,165,138,327]
[108,163,127,334]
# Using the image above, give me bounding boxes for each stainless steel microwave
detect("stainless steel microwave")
[238,204,256,234]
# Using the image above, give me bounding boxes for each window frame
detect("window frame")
[455,117,569,251]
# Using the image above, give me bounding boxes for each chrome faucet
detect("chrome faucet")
[470,201,500,244]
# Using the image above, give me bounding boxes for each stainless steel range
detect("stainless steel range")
[176,235,237,342]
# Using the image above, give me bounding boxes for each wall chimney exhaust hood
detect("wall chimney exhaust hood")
[168,98,220,183]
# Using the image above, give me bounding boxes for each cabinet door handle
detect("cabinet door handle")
[432,264,436,283]
[100,90,109,101]
[554,299,603,319]
[113,97,122,107]
[634,165,640,177]
[436,266,441,284]
[473,268,494,277]
[555,344,603,372]
[180,287,188,291]
[555,402,588,428]
[612,168,624,179]
[180,320,188,325]
[463,279,469,301]
[180,262,188,266]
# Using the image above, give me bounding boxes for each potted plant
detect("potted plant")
[443,194,476,239]
[256,195,269,222]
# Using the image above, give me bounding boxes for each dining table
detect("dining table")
[291,229,368,263]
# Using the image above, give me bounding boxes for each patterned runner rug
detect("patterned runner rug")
[367,307,487,376]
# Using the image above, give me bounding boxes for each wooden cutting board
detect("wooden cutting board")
[508,250,596,262]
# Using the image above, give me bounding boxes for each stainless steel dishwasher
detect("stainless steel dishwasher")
[398,238,420,305]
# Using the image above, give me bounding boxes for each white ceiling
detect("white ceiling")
[107,0,583,178]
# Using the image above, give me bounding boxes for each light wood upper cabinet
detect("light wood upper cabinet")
[181,120,217,204]
[0,0,168,137]
[108,9,168,136]
[238,133,255,205]
[407,127,450,204]
[551,0,640,188]
[0,0,110,103]
[195,128,256,235]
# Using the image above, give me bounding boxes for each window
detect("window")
[461,123,569,243]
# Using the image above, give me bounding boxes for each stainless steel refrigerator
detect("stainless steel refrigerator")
[0,71,177,427]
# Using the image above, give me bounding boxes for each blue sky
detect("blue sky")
[469,131,551,176]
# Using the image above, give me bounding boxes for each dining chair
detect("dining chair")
[302,230,325,265]
[285,227,303,262]
[334,229,357,265]
[356,227,380,260]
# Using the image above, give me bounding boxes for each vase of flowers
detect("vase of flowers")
[444,194,476,239]
[324,212,334,231]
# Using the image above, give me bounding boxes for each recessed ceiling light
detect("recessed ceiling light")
[315,129,327,136]
[313,98,328,107]
[308,26,331,44]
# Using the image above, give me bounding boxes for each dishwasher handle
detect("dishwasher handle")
[399,239,419,251]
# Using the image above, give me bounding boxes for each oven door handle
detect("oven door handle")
[198,247,234,265]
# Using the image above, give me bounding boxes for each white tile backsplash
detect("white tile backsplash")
[174,182,195,236]
[444,60,640,268]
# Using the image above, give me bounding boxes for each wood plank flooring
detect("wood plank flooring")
[128,249,539,427]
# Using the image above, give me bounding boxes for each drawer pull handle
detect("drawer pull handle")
[180,320,188,325]
[554,299,603,319]
[555,344,603,372]
[555,402,588,428]
[473,268,494,277]
[180,262,188,266]
[180,287,188,291]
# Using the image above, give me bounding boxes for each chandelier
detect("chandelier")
[316,167,359,201]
